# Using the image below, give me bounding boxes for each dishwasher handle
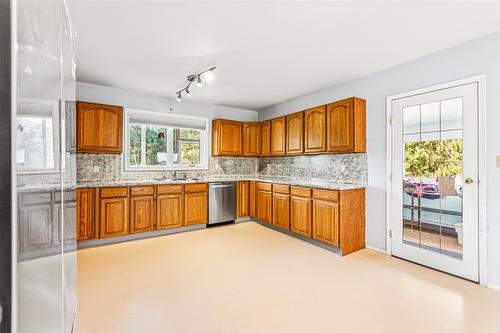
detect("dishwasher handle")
[209,184,235,188]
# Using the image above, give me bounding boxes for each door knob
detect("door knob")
[464,178,474,184]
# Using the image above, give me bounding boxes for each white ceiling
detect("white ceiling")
[67,0,500,110]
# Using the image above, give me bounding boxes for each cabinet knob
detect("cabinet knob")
[464,178,474,184]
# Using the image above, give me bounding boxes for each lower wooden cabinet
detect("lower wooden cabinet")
[130,195,155,234]
[312,199,339,247]
[249,181,256,218]
[157,194,183,229]
[184,191,207,225]
[272,192,290,230]
[76,188,95,241]
[237,181,250,218]
[100,196,129,238]
[256,188,272,224]
[290,195,312,237]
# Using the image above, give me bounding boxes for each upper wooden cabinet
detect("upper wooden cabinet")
[271,116,286,156]
[212,119,242,156]
[76,188,95,241]
[304,106,326,153]
[237,181,250,218]
[243,122,261,157]
[326,97,366,153]
[77,101,123,153]
[261,120,271,157]
[286,112,304,155]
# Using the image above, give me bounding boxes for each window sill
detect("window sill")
[124,166,209,172]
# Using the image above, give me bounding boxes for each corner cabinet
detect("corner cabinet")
[326,97,366,153]
[212,119,243,156]
[243,122,261,157]
[77,101,123,153]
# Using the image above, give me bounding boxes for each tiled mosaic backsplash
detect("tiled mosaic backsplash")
[77,152,367,185]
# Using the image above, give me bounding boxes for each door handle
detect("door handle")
[464,178,474,184]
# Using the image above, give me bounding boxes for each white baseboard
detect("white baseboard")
[486,282,500,292]
[365,244,387,255]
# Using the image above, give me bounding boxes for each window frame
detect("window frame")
[124,109,209,171]
[16,98,60,174]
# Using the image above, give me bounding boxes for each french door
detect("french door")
[390,82,479,281]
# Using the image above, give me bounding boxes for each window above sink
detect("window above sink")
[124,109,209,171]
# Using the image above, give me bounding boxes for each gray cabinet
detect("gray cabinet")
[19,204,53,253]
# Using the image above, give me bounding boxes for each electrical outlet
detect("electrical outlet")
[93,165,100,173]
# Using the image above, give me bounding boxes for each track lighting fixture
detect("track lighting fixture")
[175,66,215,101]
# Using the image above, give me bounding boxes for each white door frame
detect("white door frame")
[386,74,487,285]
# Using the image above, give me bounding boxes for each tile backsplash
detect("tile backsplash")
[77,152,367,185]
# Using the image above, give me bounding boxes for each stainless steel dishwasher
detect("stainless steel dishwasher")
[208,182,236,226]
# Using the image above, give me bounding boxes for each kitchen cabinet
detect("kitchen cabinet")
[290,187,312,238]
[304,106,326,153]
[77,188,95,241]
[271,116,286,156]
[184,183,208,225]
[326,97,366,153]
[256,182,272,224]
[157,194,183,229]
[249,181,256,218]
[19,203,53,252]
[130,188,155,234]
[243,122,261,156]
[212,119,242,156]
[99,187,129,238]
[77,101,123,153]
[312,198,339,247]
[286,112,304,155]
[261,120,271,157]
[272,192,290,230]
[237,181,250,218]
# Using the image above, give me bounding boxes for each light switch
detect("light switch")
[93,165,100,173]
[497,156,500,168]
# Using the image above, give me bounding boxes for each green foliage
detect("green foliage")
[405,139,462,177]
[145,126,167,165]
[180,143,200,164]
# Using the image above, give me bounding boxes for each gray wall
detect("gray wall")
[259,31,500,287]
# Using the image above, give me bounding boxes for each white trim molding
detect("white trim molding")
[386,74,487,286]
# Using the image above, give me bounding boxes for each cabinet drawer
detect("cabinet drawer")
[256,182,272,191]
[157,184,183,195]
[185,183,208,193]
[130,186,154,196]
[290,186,312,198]
[272,184,290,194]
[19,192,52,205]
[312,189,339,202]
[100,187,128,198]
[54,190,76,202]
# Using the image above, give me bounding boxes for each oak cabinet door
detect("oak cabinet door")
[272,193,290,230]
[286,112,304,155]
[237,181,250,218]
[271,116,286,156]
[312,199,339,247]
[77,188,94,241]
[326,99,354,152]
[157,194,184,229]
[256,190,272,224]
[261,120,271,157]
[100,197,129,238]
[77,101,123,153]
[212,119,242,156]
[249,181,256,218]
[243,122,261,156]
[185,191,208,225]
[130,196,154,234]
[304,106,326,153]
[290,196,312,238]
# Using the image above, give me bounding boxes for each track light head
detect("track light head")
[204,69,215,82]
[186,88,192,97]
[197,75,202,87]
[176,92,182,102]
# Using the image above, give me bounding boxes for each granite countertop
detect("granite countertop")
[76,176,365,191]
[17,183,77,193]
